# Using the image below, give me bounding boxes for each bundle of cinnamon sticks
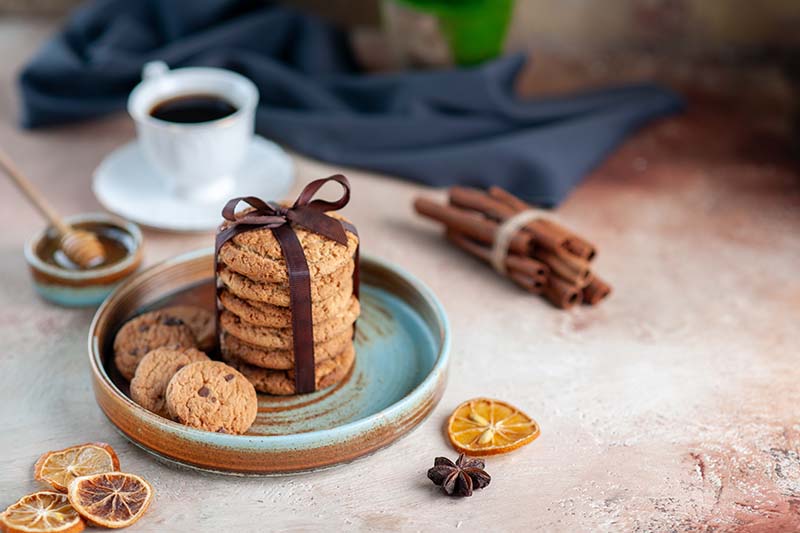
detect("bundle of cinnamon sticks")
[413,186,611,309]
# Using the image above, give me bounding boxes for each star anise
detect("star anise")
[427,454,491,497]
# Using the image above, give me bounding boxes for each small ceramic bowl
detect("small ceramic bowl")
[24,213,143,307]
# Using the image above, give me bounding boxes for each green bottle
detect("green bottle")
[392,0,514,65]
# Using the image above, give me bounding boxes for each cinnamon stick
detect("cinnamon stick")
[451,187,567,254]
[487,186,597,260]
[413,198,533,255]
[445,231,547,280]
[533,249,591,287]
[526,219,571,253]
[487,185,530,213]
[582,275,611,305]
[543,276,583,309]
[449,186,516,221]
[414,188,610,308]
[564,237,596,261]
[536,219,596,261]
[509,271,544,294]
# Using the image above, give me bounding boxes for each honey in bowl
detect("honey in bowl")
[36,222,134,270]
[25,214,144,307]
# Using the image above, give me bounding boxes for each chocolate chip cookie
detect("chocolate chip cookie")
[217,212,358,283]
[218,262,354,307]
[221,343,355,395]
[165,361,257,434]
[218,296,360,350]
[130,347,209,417]
[113,311,198,381]
[218,288,351,328]
[160,305,216,352]
[220,326,353,370]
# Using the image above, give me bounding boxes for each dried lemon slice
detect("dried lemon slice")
[0,491,85,533]
[447,398,540,456]
[67,472,153,529]
[34,443,120,492]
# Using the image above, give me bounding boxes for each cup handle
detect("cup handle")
[142,61,169,81]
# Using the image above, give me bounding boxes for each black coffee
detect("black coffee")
[149,94,237,123]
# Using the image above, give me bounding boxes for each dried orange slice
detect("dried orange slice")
[0,491,85,533]
[67,472,153,529]
[34,443,120,492]
[447,398,540,456]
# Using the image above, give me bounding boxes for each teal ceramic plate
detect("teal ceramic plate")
[88,248,449,474]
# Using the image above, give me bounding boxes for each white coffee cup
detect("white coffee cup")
[127,61,259,201]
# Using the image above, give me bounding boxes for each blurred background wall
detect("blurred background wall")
[3,0,797,118]
[4,0,798,60]
[506,0,800,58]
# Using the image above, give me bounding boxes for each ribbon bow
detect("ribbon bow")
[216,174,351,252]
[215,175,358,394]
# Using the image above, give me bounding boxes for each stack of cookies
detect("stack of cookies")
[216,211,360,395]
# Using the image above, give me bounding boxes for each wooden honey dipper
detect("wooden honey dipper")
[0,148,106,269]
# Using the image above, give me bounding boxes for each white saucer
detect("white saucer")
[93,136,294,232]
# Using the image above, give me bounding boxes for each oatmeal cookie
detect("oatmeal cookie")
[218,288,351,328]
[217,262,354,307]
[217,213,358,283]
[160,305,215,352]
[220,327,353,370]
[221,343,355,395]
[130,347,209,417]
[218,297,360,350]
[113,311,198,381]
[165,361,257,434]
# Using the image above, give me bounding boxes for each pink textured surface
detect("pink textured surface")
[0,18,798,532]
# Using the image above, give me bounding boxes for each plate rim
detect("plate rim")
[92,137,294,233]
[88,248,450,450]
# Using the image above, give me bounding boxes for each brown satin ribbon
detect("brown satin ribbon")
[214,174,358,393]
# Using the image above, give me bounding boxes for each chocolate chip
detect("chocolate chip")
[198,386,210,397]
[224,374,234,382]
[130,348,138,356]
[175,416,184,424]
[216,428,227,433]
[210,396,217,403]
[163,317,184,326]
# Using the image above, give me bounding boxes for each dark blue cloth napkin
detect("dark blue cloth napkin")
[19,0,682,205]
